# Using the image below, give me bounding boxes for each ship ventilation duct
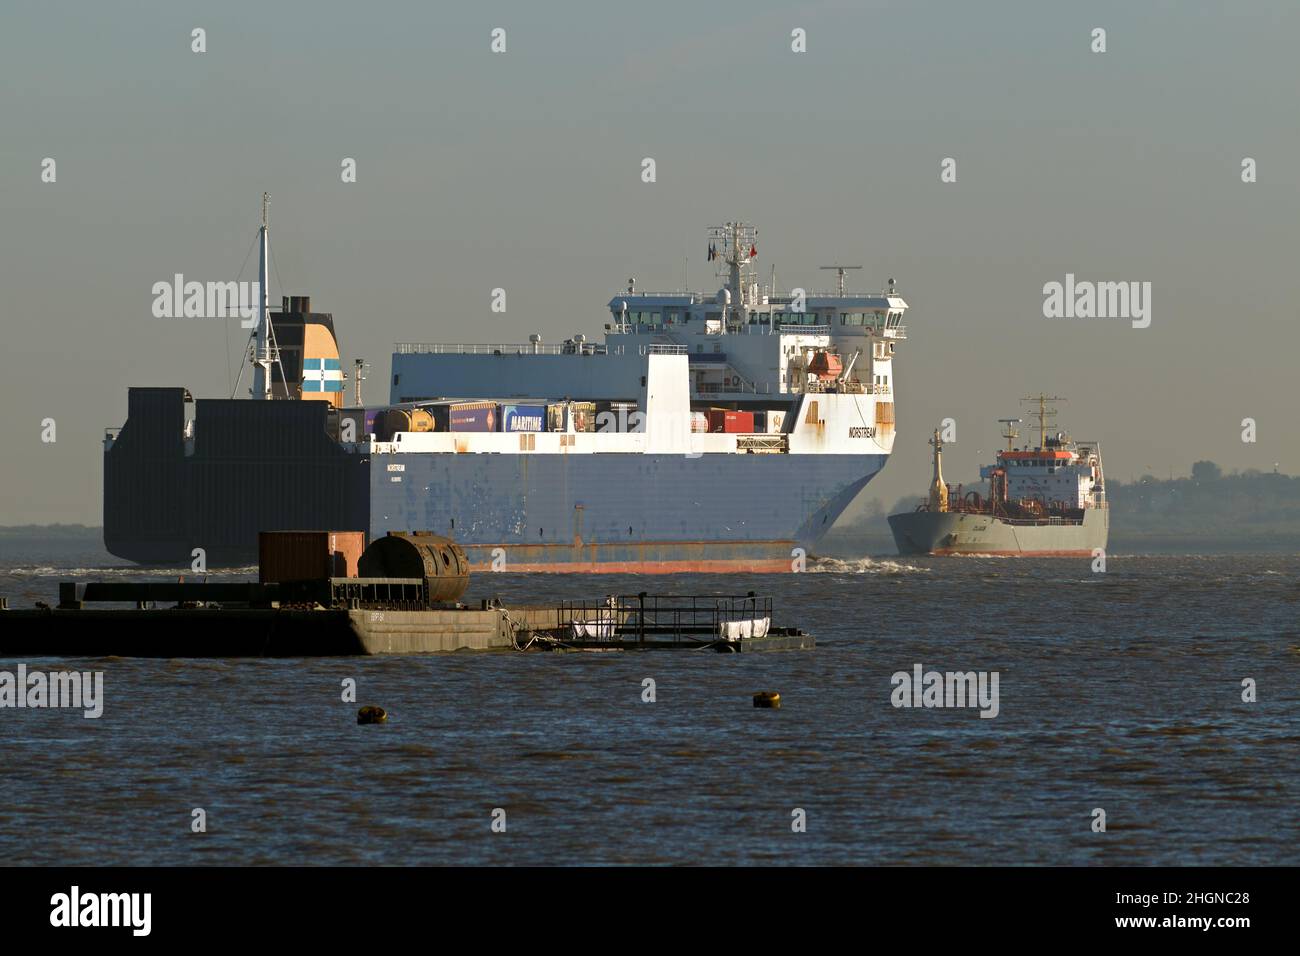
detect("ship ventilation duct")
[280,295,313,314]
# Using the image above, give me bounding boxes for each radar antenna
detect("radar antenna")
[819,264,862,296]
[997,418,1022,452]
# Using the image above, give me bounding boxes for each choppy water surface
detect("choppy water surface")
[1,538,1297,865]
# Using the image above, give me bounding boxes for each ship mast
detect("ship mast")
[707,221,758,333]
[928,427,948,512]
[1021,394,1063,449]
[251,192,278,400]
[353,358,369,406]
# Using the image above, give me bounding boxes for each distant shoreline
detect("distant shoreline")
[0,525,102,539]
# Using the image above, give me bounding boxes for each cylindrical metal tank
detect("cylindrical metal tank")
[383,407,435,437]
[358,532,469,603]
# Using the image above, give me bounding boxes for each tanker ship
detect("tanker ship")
[888,396,1108,557]
[104,203,909,572]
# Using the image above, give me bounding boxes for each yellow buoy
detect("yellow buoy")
[357,705,388,725]
[753,691,781,709]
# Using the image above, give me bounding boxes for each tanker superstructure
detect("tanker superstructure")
[105,215,909,572]
[888,397,1109,557]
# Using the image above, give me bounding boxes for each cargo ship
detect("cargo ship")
[104,203,909,572]
[887,396,1109,556]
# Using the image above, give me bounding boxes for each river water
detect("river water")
[1,538,1297,865]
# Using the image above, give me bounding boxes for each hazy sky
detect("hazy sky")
[2,0,1297,524]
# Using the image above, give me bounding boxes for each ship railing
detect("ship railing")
[770,290,898,300]
[641,344,688,355]
[613,291,703,300]
[776,324,830,335]
[553,593,773,646]
[395,342,614,356]
[611,323,701,334]
[984,515,1085,527]
[804,379,869,394]
[695,382,773,395]
[843,324,908,338]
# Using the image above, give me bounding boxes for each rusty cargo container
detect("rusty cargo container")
[258,530,366,583]
[706,409,755,433]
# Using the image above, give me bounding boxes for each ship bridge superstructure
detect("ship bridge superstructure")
[387,222,907,459]
[977,397,1106,513]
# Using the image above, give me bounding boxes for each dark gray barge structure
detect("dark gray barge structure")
[0,583,812,657]
[4,532,812,657]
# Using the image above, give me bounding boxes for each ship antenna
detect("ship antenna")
[1020,393,1064,449]
[819,264,862,297]
[998,418,1022,452]
[251,192,279,400]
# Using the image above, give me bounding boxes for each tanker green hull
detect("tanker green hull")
[888,507,1109,556]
